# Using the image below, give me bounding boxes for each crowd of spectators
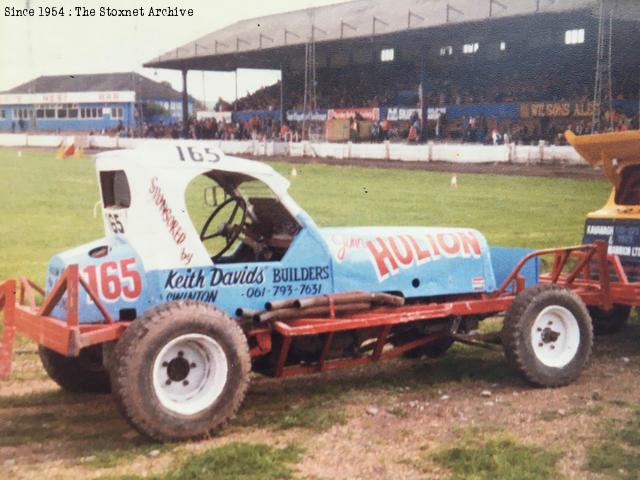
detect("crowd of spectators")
[122,115,306,143]
[260,64,638,110]
[117,109,638,146]
[226,84,281,111]
[113,104,637,147]
[120,108,638,146]
[113,63,638,145]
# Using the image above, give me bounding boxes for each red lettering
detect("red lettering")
[366,237,399,279]
[180,248,193,264]
[333,235,365,261]
[82,265,99,301]
[167,217,178,235]
[425,234,441,257]
[100,261,121,301]
[388,235,413,266]
[458,231,481,256]
[162,206,171,222]
[437,233,460,256]
[120,258,142,299]
[82,258,141,303]
[148,177,193,261]
[406,234,431,262]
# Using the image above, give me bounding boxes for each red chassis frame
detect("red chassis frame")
[1,241,638,380]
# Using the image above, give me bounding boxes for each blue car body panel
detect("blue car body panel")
[320,226,497,296]
[45,212,538,324]
[490,246,539,290]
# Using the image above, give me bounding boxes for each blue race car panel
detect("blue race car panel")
[321,226,497,297]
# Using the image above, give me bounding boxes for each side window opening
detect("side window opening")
[100,170,131,208]
[185,172,301,264]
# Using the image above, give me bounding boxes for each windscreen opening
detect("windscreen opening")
[185,171,301,264]
[615,165,640,206]
[100,170,131,208]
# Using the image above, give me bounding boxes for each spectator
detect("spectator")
[349,116,359,143]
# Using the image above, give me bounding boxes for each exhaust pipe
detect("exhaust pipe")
[247,291,404,323]
[236,307,260,318]
[294,292,404,309]
[264,298,298,311]
[256,302,372,323]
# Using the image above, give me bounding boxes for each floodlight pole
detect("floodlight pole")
[181,68,189,138]
[234,70,238,111]
[202,70,206,111]
[280,64,286,128]
[420,51,428,142]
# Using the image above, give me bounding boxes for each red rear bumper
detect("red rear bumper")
[0,265,128,380]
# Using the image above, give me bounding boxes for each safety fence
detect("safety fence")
[0,133,586,165]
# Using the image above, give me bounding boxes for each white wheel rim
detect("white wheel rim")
[530,305,580,368]
[152,334,228,415]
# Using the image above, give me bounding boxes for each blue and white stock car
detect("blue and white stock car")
[8,141,594,441]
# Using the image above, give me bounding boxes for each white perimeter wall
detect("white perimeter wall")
[0,134,586,165]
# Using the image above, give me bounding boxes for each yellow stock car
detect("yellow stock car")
[567,130,640,334]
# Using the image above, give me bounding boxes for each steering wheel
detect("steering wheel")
[200,196,248,261]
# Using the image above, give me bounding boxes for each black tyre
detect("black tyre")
[403,337,455,359]
[111,301,251,442]
[502,284,593,387]
[589,304,631,335]
[39,345,111,393]
[391,324,454,359]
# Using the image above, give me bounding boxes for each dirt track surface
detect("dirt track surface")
[89,146,601,181]
[250,155,604,180]
[1,318,638,479]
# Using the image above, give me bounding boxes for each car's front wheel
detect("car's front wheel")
[111,301,251,442]
[502,285,593,387]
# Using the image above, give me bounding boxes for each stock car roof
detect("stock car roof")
[94,140,291,195]
[566,130,640,187]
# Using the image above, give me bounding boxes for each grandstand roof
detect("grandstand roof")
[145,0,603,71]
[5,72,184,101]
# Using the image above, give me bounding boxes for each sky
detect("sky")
[0,0,347,107]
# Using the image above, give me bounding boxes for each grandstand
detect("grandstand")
[145,0,640,143]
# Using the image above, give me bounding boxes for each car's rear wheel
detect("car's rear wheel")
[111,301,251,442]
[39,345,111,393]
[402,337,454,359]
[502,284,593,387]
[588,304,632,335]
[392,324,455,359]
